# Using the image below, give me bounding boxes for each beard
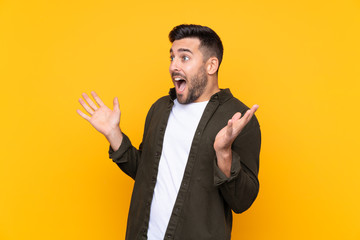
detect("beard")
[177,66,208,104]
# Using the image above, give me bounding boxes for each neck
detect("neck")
[194,76,220,102]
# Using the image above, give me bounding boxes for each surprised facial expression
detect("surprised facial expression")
[169,38,208,104]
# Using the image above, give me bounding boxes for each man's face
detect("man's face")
[169,38,208,104]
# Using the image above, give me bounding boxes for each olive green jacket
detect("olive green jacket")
[109,88,261,240]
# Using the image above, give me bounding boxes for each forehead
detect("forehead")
[170,37,201,54]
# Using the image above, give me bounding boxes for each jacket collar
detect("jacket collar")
[169,88,233,105]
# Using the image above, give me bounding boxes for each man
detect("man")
[77,24,261,240]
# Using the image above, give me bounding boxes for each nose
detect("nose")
[169,57,180,73]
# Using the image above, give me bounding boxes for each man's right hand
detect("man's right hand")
[77,91,123,151]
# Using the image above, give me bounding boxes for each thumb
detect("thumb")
[113,97,120,112]
[226,119,233,137]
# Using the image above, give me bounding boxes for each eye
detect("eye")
[182,56,189,61]
[170,56,174,61]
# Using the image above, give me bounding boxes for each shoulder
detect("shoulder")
[151,95,172,110]
[226,96,250,112]
[216,89,249,114]
[218,89,260,128]
[144,94,172,120]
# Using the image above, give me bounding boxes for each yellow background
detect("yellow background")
[1,0,359,239]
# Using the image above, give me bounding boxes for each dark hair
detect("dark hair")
[169,24,224,69]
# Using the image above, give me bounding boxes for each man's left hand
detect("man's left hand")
[214,105,259,177]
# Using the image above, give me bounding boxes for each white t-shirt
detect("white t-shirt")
[147,99,208,239]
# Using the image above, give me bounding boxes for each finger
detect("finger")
[82,92,98,110]
[113,97,120,112]
[79,98,94,115]
[76,109,91,121]
[242,109,252,121]
[232,105,259,135]
[229,112,243,128]
[226,119,233,136]
[231,112,241,122]
[233,109,252,132]
[249,104,259,115]
[91,91,105,107]
[245,104,259,121]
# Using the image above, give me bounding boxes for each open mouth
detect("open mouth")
[174,77,187,92]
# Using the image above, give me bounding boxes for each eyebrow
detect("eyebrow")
[170,48,193,54]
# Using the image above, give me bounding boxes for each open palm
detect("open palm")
[77,91,121,137]
[214,105,259,152]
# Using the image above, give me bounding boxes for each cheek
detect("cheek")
[184,65,197,76]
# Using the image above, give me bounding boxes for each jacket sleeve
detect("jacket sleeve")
[108,103,156,180]
[214,114,261,214]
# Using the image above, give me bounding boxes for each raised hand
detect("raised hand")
[214,105,259,152]
[214,105,259,177]
[77,91,123,150]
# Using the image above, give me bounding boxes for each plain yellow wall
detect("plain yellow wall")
[1,0,359,239]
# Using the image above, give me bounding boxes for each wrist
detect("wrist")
[106,127,123,151]
[215,148,232,178]
[215,147,232,158]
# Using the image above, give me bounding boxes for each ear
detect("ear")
[206,57,219,75]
